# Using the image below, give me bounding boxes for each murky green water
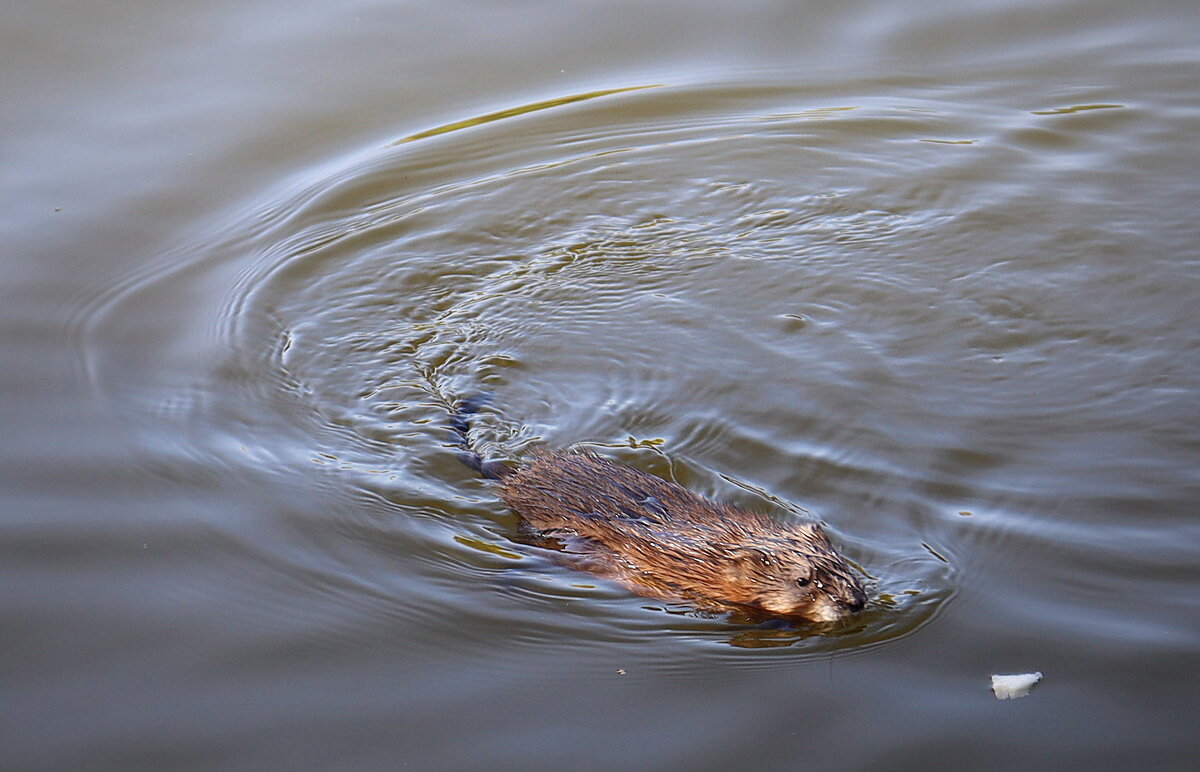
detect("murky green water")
[4,1,1199,769]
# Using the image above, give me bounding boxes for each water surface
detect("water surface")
[4,1,1199,769]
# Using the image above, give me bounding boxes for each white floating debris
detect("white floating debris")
[991,672,1043,700]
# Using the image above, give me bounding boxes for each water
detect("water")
[4,1,1199,769]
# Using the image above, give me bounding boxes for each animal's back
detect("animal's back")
[498,450,748,539]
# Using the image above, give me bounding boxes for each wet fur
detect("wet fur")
[450,397,867,623]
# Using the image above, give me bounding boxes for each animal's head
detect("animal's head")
[726,524,867,623]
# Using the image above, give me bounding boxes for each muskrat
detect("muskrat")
[449,396,868,623]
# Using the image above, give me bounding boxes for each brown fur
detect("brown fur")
[498,450,867,623]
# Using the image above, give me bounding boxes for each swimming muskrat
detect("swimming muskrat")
[449,396,868,623]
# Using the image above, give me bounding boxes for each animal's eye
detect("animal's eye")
[795,577,810,587]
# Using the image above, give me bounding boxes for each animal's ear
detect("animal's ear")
[728,546,773,574]
[720,546,775,606]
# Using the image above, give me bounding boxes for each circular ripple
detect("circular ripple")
[90,80,1167,653]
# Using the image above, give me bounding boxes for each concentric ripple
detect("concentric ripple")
[83,78,1169,655]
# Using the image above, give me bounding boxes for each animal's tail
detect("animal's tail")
[447,392,514,480]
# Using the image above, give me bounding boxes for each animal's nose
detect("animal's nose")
[845,590,867,613]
